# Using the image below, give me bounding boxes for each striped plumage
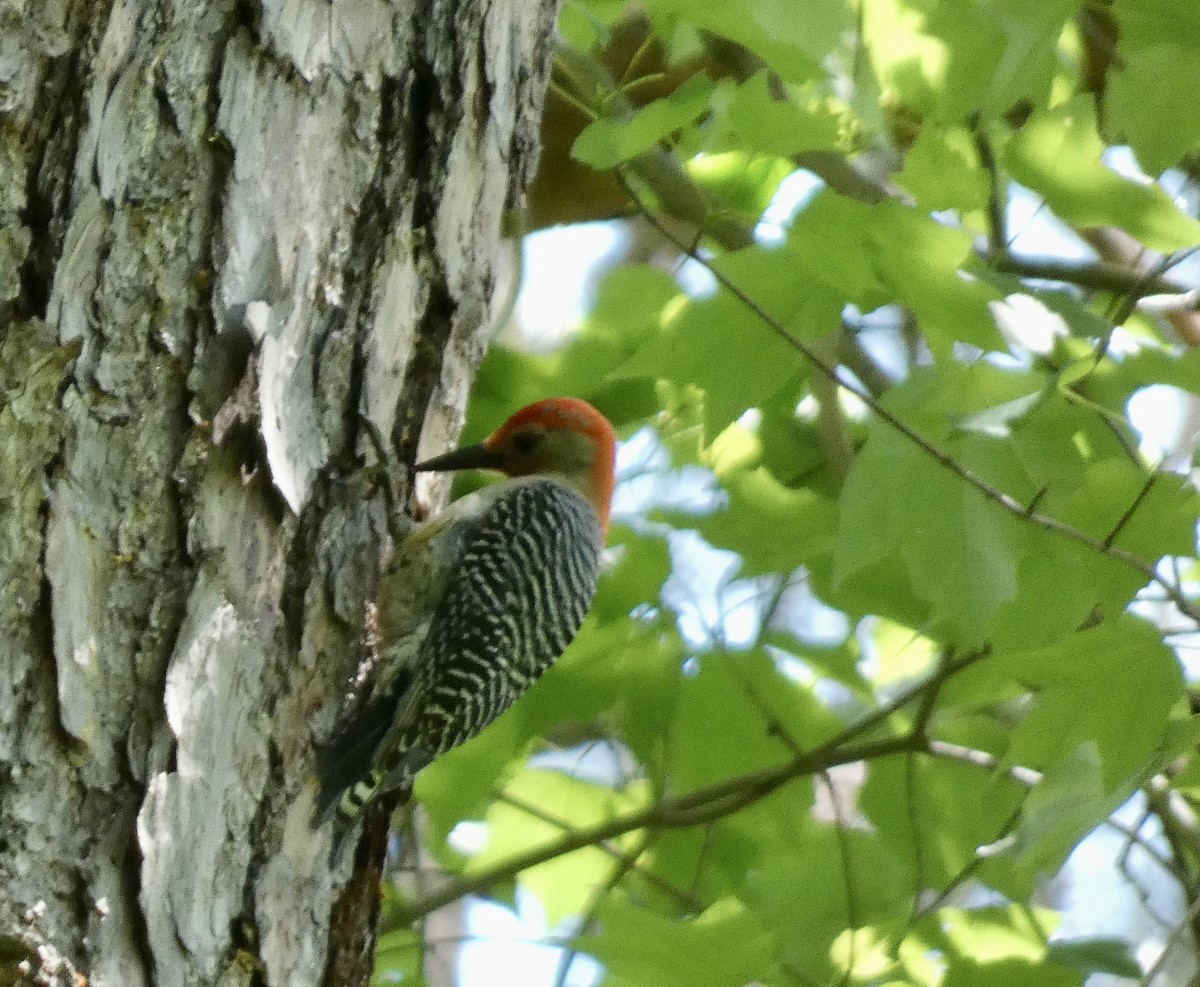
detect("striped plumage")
[315,398,615,836]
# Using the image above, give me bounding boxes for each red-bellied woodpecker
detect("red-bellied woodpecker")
[314,397,616,832]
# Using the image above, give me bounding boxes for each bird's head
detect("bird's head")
[414,397,617,532]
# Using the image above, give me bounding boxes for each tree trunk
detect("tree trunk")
[0,1,559,984]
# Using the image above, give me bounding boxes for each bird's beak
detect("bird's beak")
[414,443,507,474]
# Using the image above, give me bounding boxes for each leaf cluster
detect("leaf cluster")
[382,1,1200,984]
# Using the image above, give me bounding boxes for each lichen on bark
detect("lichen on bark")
[0,0,562,984]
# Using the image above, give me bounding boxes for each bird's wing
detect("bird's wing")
[313,677,422,826]
[406,478,603,756]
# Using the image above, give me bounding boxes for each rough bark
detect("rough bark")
[0,1,560,985]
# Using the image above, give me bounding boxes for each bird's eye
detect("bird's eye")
[512,430,543,455]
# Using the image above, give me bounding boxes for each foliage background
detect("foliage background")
[381,1,1200,983]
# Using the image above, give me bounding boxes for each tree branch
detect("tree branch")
[980,249,1192,298]
[394,732,920,923]
[395,650,992,923]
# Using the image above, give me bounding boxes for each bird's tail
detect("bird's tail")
[314,725,426,854]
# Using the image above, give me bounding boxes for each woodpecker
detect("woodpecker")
[315,397,616,832]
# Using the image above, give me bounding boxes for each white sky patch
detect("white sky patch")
[757,168,825,243]
[989,293,1069,355]
[1103,145,1155,186]
[1128,385,1200,467]
[675,252,718,297]
[447,820,489,856]
[1004,184,1095,262]
[461,891,601,987]
[768,572,851,647]
[1052,794,1188,986]
[514,222,626,346]
[663,531,746,648]
[530,741,640,786]
[612,428,724,521]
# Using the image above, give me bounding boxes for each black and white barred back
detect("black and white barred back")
[318,477,603,824]
[404,477,602,753]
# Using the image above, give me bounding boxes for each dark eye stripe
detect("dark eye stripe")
[513,431,543,454]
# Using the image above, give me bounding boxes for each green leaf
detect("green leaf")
[780,195,1004,355]
[1115,0,1200,51]
[1047,938,1143,979]
[834,415,1022,641]
[861,753,1025,891]
[986,391,1198,646]
[612,243,840,437]
[578,896,775,987]
[524,617,686,772]
[938,904,1060,962]
[929,906,1083,986]
[651,0,850,83]
[764,632,868,693]
[723,71,841,156]
[866,202,1003,353]
[467,264,677,435]
[867,618,939,687]
[895,125,990,213]
[371,926,425,987]
[997,742,1118,881]
[670,649,841,795]
[1108,44,1200,173]
[863,0,1074,122]
[1095,348,1200,406]
[1060,459,1200,563]
[686,152,794,219]
[1160,715,1200,766]
[472,769,652,926]
[942,957,1081,987]
[417,618,682,850]
[572,74,716,169]
[1005,617,1181,786]
[747,818,915,982]
[593,525,672,622]
[416,705,530,858]
[1004,97,1200,251]
[584,264,684,351]
[755,399,830,491]
[697,467,837,577]
[787,193,889,307]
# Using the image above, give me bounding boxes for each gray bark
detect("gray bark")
[0,1,559,985]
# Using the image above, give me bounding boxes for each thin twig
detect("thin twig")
[496,791,702,910]
[551,830,655,987]
[903,748,927,929]
[1105,471,1160,548]
[900,651,959,928]
[924,738,1042,786]
[1139,894,1200,987]
[621,175,1199,624]
[1112,822,1180,889]
[821,769,860,987]
[811,334,856,484]
[973,126,1007,252]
